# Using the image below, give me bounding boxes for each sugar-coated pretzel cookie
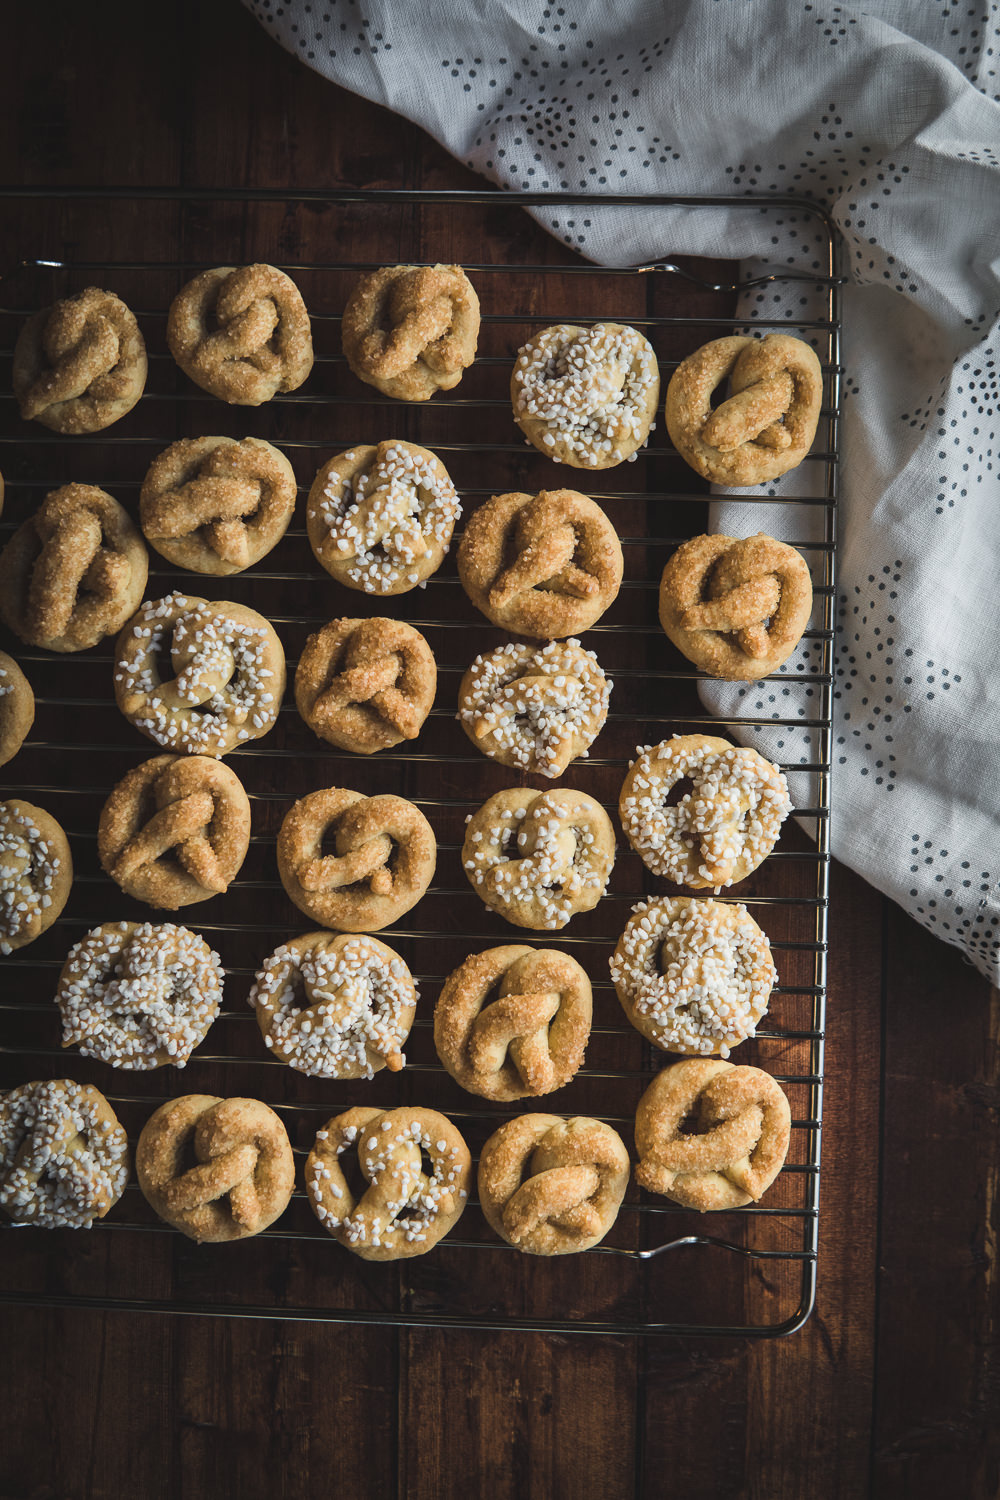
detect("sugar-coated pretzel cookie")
[139,435,297,575]
[0,799,72,955]
[295,617,436,754]
[277,787,436,932]
[619,734,791,888]
[307,440,460,595]
[511,322,659,468]
[457,489,623,637]
[98,754,251,909]
[137,1095,295,1242]
[462,787,615,931]
[659,531,813,680]
[0,651,34,768]
[457,637,610,778]
[610,896,775,1057]
[248,931,418,1079]
[113,592,286,757]
[57,919,224,1070]
[478,1114,630,1255]
[12,287,147,434]
[665,333,823,486]
[341,263,480,402]
[0,1080,129,1228]
[0,485,148,653]
[634,1058,791,1210]
[434,945,592,1101]
[167,263,313,405]
[306,1105,472,1260]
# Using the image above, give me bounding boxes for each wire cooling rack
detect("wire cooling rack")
[0,189,841,1336]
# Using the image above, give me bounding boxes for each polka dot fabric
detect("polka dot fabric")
[244,0,1000,981]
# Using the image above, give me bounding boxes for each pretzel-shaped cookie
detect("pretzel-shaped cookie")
[277,787,436,932]
[295,617,436,754]
[0,799,72,955]
[462,787,615,931]
[665,334,823,485]
[0,651,34,769]
[0,1080,129,1228]
[306,1106,471,1259]
[13,287,147,433]
[0,485,148,653]
[478,1114,630,1255]
[342,263,480,401]
[635,1059,791,1210]
[167,263,313,405]
[659,531,813,679]
[619,734,791,888]
[113,592,286,756]
[248,931,418,1078]
[457,489,623,637]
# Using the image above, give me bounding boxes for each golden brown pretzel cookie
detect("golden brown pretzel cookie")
[139,436,297,575]
[305,1105,471,1259]
[658,531,813,679]
[248,931,418,1079]
[98,754,251,909]
[166,263,314,405]
[0,651,34,768]
[434,945,592,1101]
[57,919,224,1069]
[12,287,147,433]
[665,334,823,486]
[277,787,436,932]
[0,485,148,653]
[0,799,72,955]
[462,787,615,931]
[478,1114,630,1255]
[136,1095,295,1242]
[341,263,480,401]
[307,440,460,595]
[610,896,776,1057]
[0,1080,129,1228]
[619,734,791,888]
[295,617,436,754]
[634,1059,791,1210]
[113,592,286,757]
[457,489,623,637]
[511,321,660,468]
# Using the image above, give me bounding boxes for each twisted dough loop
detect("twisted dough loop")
[0,1080,130,1229]
[295,617,436,754]
[13,287,147,433]
[342,263,480,401]
[0,799,73,954]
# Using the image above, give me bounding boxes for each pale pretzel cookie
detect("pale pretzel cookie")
[12,287,147,434]
[295,617,436,754]
[113,592,286,756]
[98,754,251,909]
[307,440,460,594]
[0,799,72,955]
[434,945,592,1101]
[57,919,224,1070]
[462,787,615,931]
[139,436,297,575]
[136,1095,295,1242]
[457,638,610,778]
[665,333,823,485]
[0,651,34,768]
[659,531,813,680]
[167,263,313,405]
[248,931,418,1079]
[457,489,623,637]
[634,1058,791,1211]
[478,1114,630,1255]
[610,896,776,1057]
[511,322,660,468]
[341,263,480,401]
[0,1080,129,1228]
[277,787,436,932]
[0,485,148,653]
[306,1105,472,1260]
[619,734,791,888]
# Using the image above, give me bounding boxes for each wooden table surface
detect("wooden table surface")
[1,5,997,1498]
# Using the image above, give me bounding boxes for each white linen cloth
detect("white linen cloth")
[245,0,1000,980]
